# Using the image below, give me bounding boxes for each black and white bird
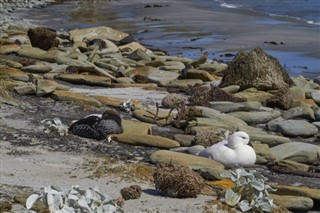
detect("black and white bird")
[69,109,123,140]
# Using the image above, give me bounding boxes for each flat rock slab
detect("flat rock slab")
[69,26,129,42]
[271,184,320,201]
[276,120,318,137]
[2,67,29,82]
[113,133,180,149]
[249,133,291,147]
[36,79,69,97]
[233,89,273,102]
[21,64,52,74]
[228,110,281,125]
[282,105,315,120]
[311,90,320,105]
[56,74,111,86]
[147,70,179,86]
[133,108,173,126]
[50,90,102,107]
[271,142,320,164]
[150,150,224,179]
[209,101,261,113]
[271,194,314,211]
[194,106,248,130]
[121,120,152,135]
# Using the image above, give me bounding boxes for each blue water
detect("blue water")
[213,0,320,25]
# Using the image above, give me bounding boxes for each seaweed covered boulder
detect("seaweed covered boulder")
[219,48,294,91]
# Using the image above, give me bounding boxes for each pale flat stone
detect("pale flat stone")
[150,150,225,179]
[209,101,261,113]
[271,142,320,164]
[56,74,111,86]
[228,110,281,125]
[276,120,318,137]
[113,134,180,149]
[271,194,314,211]
[50,90,101,107]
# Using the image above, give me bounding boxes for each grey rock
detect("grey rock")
[289,86,305,100]
[276,120,318,137]
[311,90,320,105]
[173,134,195,147]
[271,142,320,164]
[21,64,52,74]
[271,194,314,212]
[312,121,320,130]
[187,145,205,155]
[220,85,240,94]
[314,75,320,85]
[166,79,203,90]
[228,110,281,125]
[209,101,261,113]
[250,133,291,147]
[150,150,224,180]
[160,61,185,71]
[315,109,320,120]
[292,75,320,91]
[282,105,315,120]
[127,49,151,62]
[198,62,228,73]
[191,106,248,131]
[267,117,286,131]
[147,70,179,86]
[13,84,36,95]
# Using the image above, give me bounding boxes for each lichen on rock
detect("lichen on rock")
[219,47,294,91]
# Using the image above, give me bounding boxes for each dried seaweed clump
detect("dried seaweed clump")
[161,93,185,108]
[120,185,142,200]
[153,162,204,198]
[186,106,203,118]
[188,84,234,106]
[193,129,226,147]
[265,88,292,110]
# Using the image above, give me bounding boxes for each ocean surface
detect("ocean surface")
[212,0,320,26]
[13,0,320,78]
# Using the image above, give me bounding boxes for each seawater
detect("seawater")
[213,0,320,26]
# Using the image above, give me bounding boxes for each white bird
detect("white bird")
[197,131,256,168]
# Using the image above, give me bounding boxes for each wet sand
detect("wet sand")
[12,0,320,77]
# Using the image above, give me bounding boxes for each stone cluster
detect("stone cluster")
[1,23,320,212]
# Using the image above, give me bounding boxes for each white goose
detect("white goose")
[197,131,256,167]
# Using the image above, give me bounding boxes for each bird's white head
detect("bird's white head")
[227,131,250,149]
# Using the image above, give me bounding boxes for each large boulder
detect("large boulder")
[27,27,59,51]
[219,47,294,91]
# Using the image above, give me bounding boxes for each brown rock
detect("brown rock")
[0,44,21,54]
[219,47,294,91]
[56,74,111,86]
[265,88,293,110]
[50,90,102,107]
[27,27,59,51]
[188,84,235,106]
[1,67,29,82]
[153,162,204,198]
[113,133,180,149]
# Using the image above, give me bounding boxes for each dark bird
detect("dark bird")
[69,109,123,140]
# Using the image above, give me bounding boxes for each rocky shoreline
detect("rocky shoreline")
[0,0,55,29]
[0,2,320,213]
